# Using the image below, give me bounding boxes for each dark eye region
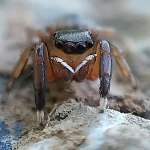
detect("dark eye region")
[55,40,63,49]
[55,41,93,54]
[76,43,86,54]
[63,42,75,54]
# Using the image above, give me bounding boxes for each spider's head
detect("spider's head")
[50,30,97,82]
[53,30,94,54]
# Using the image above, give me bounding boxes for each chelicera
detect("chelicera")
[2,27,138,125]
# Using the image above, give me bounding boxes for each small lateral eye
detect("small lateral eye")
[87,41,94,48]
[53,32,56,37]
[88,31,92,37]
[76,43,86,54]
[55,40,63,49]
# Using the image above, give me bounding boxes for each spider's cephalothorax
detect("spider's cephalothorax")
[50,30,97,83]
[53,30,94,54]
[2,27,138,125]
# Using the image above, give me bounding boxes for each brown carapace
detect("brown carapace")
[2,28,139,125]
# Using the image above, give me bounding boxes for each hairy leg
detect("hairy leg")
[110,43,140,98]
[2,46,34,103]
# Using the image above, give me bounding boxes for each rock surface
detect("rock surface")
[13,101,150,150]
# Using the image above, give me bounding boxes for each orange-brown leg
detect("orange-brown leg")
[91,28,124,44]
[46,26,57,35]
[2,46,34,103]
[26,27,56,44]
[110,43,140,97]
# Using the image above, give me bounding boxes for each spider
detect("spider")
[2,27,138,125]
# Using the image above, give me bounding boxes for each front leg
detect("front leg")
[34,43,47,125]
[99,41,112,112]
[2,46,33,103]
[110,43,139,95]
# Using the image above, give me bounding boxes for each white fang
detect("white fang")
[75,54,97,73]
[51,57,74,73]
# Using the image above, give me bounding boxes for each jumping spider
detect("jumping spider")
[2,27,138,125]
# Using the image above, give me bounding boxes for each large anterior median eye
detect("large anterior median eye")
[63,42,75,54]
[55,40,63,49]
[76,43,86,54]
